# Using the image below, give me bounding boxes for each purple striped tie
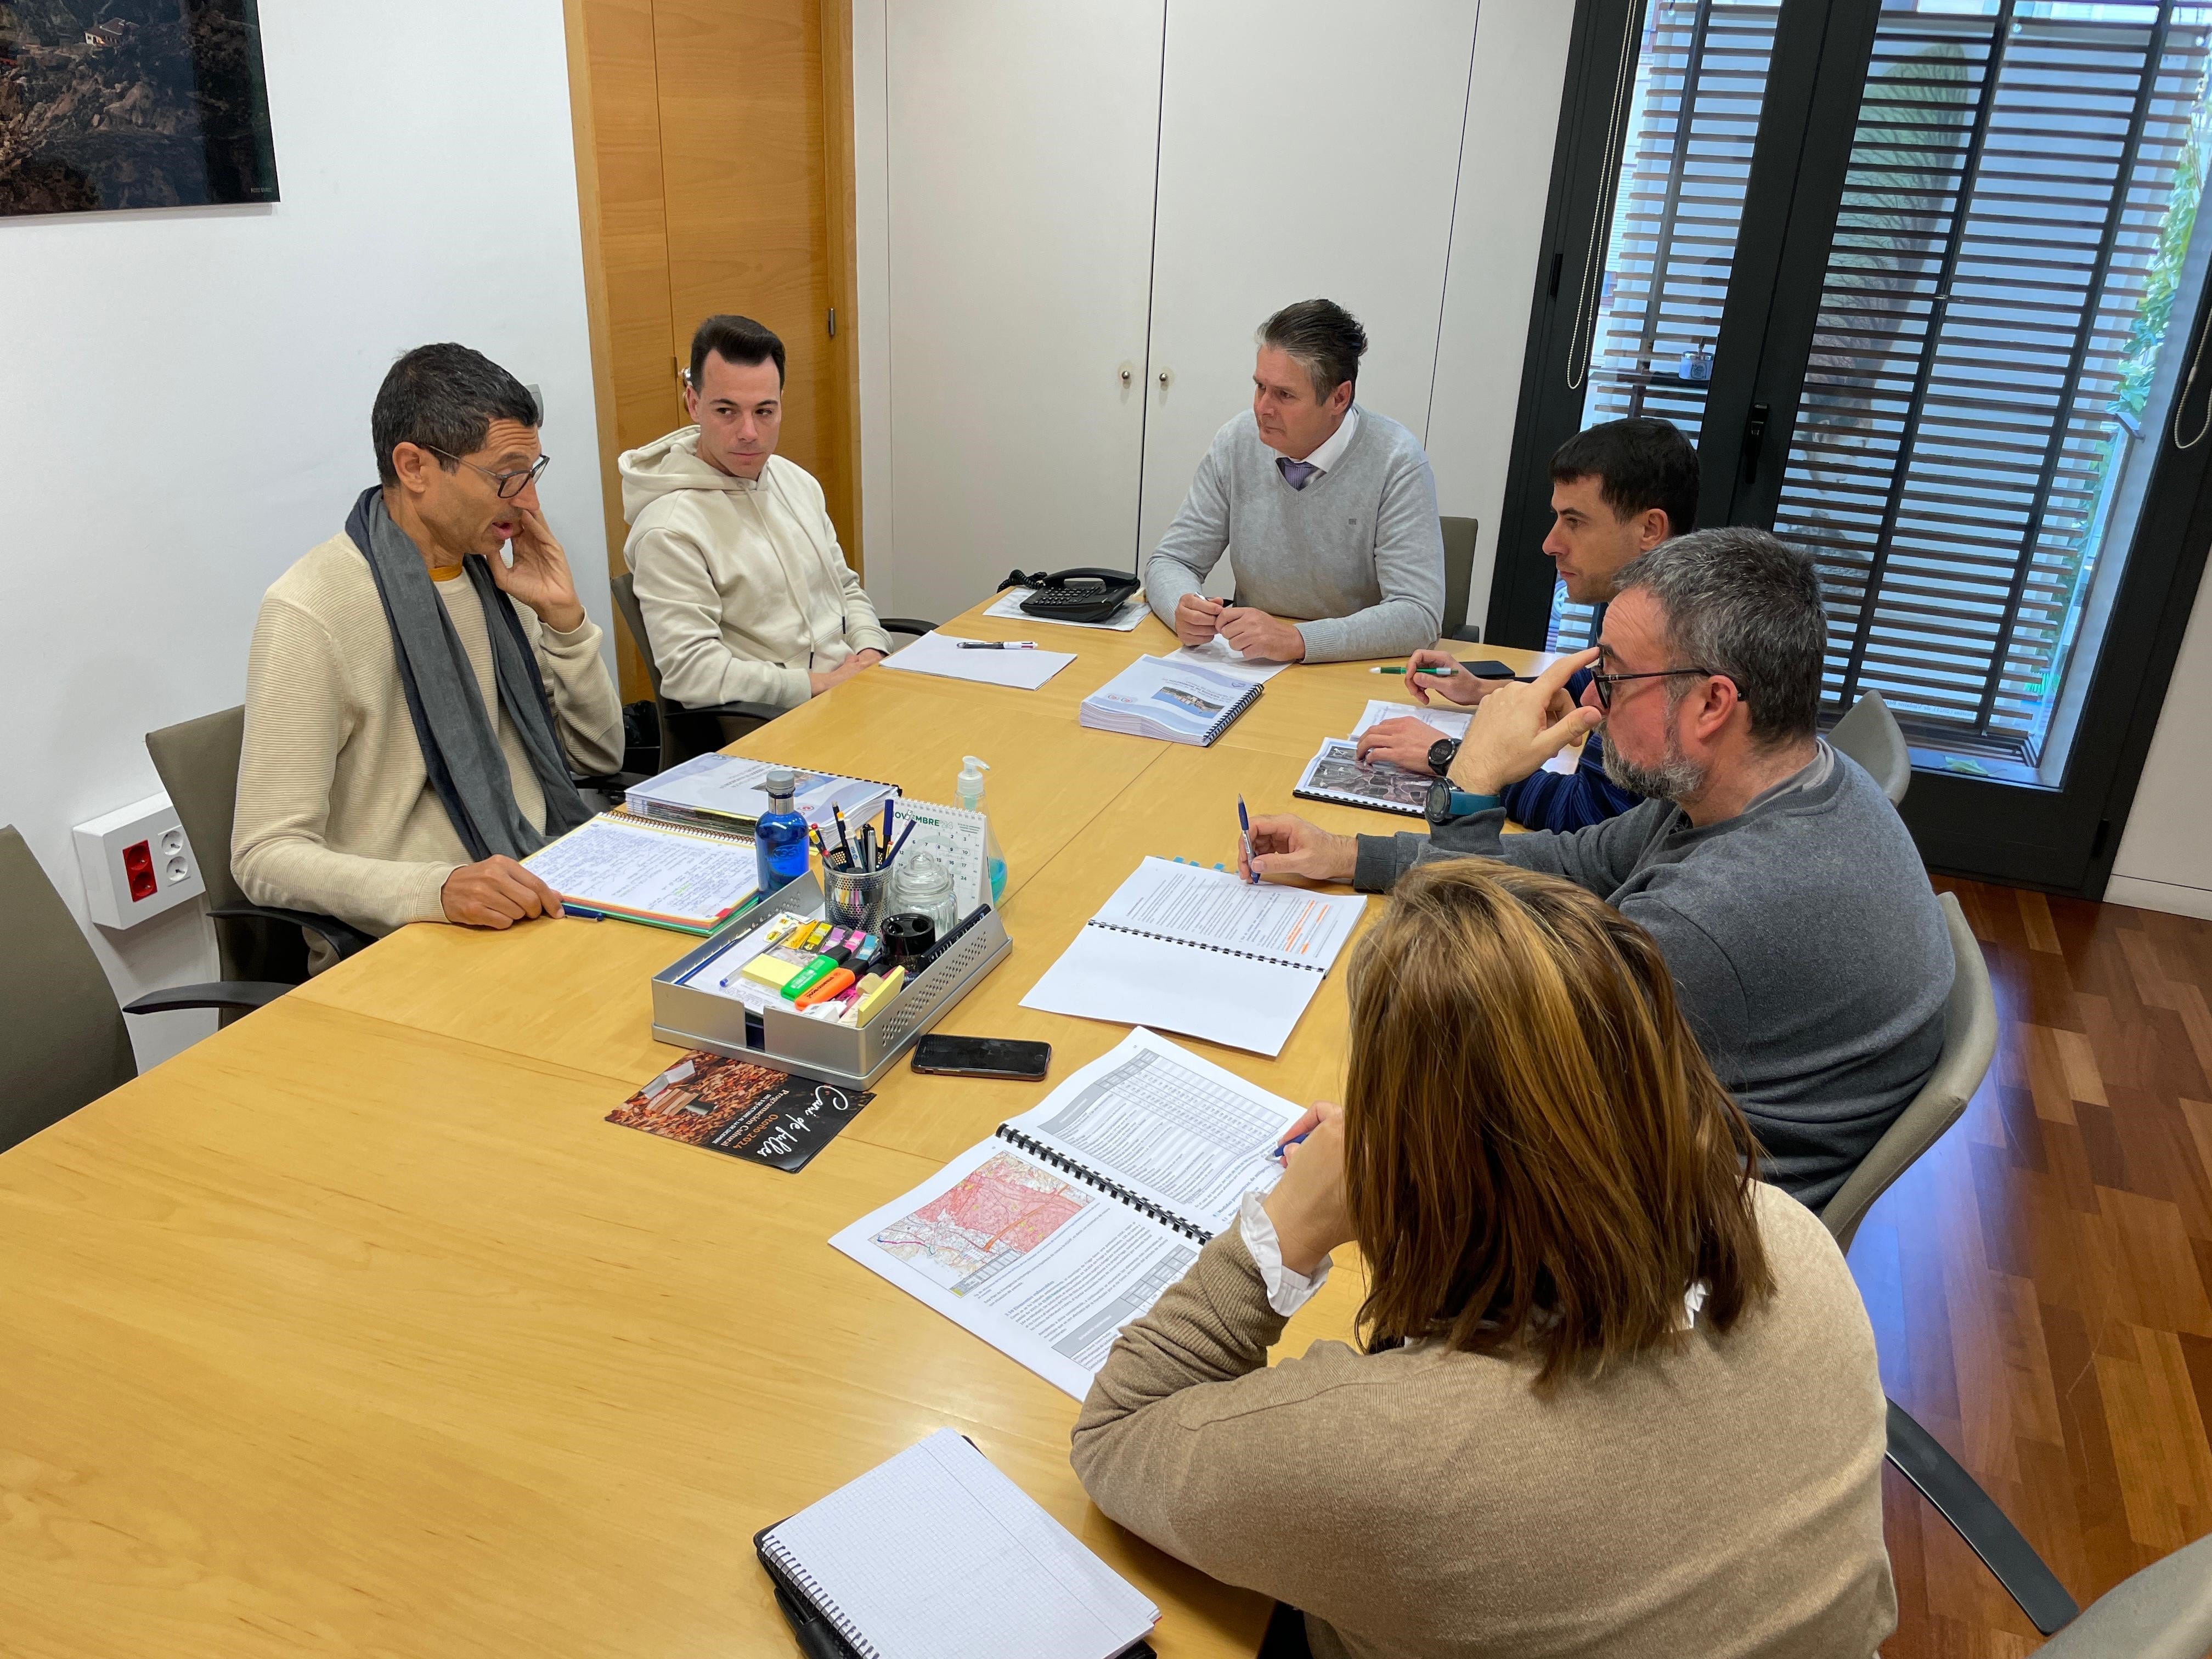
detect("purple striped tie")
[1277,457,1319,490]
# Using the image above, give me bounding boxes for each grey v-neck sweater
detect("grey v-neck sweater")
[1144,408,1447,662]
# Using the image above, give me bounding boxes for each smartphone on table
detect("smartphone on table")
[910,1035,1052,1081]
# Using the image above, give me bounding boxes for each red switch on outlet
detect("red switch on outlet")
[121,839,157,902]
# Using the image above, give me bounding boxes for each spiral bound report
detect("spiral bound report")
[1020,857,1367,1055]
[830,1029,1307,1401]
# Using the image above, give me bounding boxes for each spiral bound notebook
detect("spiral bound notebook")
[1077,655,1263,746]
[755,1429,1159,1659]
[519,808,760,933]
[830,1028,1307,1398]
[1020,857,1367,1054]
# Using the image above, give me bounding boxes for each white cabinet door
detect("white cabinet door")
[1135,1,1479,571]
[884,1,1166,624]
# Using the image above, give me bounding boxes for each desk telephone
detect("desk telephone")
[998,567,1143,624]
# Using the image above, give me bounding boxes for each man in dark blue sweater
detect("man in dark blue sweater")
[1359,417,1699,831]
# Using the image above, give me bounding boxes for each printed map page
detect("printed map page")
[873,1152,1092,1285]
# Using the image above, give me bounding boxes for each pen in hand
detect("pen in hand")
[1273,1128,1312,1163]
[1236,793,1257,884]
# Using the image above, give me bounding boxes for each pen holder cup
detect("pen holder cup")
[824,866,889,934]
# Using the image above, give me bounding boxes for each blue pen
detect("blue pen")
[562,903,606,922]
[881,798,894,848]
[1273,1128,1312,1163]
[1237,794,1258,884]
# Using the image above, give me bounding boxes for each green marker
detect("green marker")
[781,954,839,1000]
[1369,665,1455,676]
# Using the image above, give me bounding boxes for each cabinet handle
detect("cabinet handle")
[1119,363,1134,385]
[1156,368,1172,390]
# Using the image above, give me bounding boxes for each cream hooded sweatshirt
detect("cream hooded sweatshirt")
[619,428,891,709]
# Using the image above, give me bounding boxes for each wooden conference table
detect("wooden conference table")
[0,601,1553,1658]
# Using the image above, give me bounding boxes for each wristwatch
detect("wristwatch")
[1424,778,1501,826]
[1426,736,1462,777]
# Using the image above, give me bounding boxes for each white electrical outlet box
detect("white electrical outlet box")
[73,792,205,929]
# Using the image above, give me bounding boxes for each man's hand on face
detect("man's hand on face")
[1217,606,1306,663]
[1240,813,1358,884]
[441,855,564,928]
[493,506,586,632]
[1404,649,1505,709]
[1174,593,1226,646]
[1446,647,1603,795]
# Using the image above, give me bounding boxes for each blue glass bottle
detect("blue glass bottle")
[755,769,811,894]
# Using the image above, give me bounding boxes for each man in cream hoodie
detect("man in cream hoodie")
[620,314,891,709]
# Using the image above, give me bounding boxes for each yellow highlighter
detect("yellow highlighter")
[852,967,905,1026]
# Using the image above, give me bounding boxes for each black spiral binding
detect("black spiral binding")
[1198,681,1266,747]
[759,1536,881,1658]
[1084,921,1327,973]
[995,1126,1214,1245]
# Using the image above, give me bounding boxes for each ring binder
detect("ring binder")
[996,1126,1214,1244]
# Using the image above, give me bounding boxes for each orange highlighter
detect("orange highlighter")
[795,967,856,1009]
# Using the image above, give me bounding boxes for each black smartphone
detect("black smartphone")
[910,1035,1052,1081]
[1459,659,1522,679]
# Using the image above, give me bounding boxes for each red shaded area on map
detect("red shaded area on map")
[915,1159,1086,1254]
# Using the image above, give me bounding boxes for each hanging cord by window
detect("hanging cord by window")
[2172,281,2212,449]
[1566,2,1643,392]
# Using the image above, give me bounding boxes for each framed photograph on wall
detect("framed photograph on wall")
[1,0,278,218]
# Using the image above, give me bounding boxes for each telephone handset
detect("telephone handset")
[997,567,1144,624]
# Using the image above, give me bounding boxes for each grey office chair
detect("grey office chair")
[1440,515,1483,643]
[2033,1530,2212,1656]
[611,571,939,766]
[1817,893,2077,1633]
[0,825,289,1153]
[146,708,371,1002]
[1822,891,1993,1253]
[1830,690,1910,804]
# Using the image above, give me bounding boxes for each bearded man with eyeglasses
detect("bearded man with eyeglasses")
[234,343,622,958]
[1243,528,1951,1209]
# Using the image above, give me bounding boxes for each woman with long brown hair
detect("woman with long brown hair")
[1071,861,1892,1658]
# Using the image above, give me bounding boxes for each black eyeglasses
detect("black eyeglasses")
[1589,666,1720,710]
[424,447,551,501]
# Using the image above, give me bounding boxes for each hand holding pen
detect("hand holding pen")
[1262,1101,1351,1279]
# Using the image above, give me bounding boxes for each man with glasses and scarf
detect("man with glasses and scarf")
[234,343,623,956]
[1242,528,1951,1209]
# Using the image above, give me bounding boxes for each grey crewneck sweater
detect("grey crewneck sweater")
[1354,748,1951,1207]
[1144,408,1446,662]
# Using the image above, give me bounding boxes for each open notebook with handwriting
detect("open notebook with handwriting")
[755,1427,1158,1659]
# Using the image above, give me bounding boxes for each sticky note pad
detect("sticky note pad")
[853,966,905,1025]
[740,953,803,989]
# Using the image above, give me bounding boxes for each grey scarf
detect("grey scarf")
[347,487,592,861]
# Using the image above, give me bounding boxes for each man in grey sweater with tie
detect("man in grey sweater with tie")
[1143,299,1447,664]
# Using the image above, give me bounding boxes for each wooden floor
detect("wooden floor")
[1861,877,2212,1656]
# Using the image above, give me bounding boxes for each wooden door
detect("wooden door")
[882,0,1167,625]
[1133,1,1479,568]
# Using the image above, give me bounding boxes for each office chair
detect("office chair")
[1830,690,1911,805]
[0,825,290,1153]
[1818,892,2076,1633]
[2031,1530,2212,1656]
[1440,515,1483,643]
[611,571,938,766]
[146,708,372,1003]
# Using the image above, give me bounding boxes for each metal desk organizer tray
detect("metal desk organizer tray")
[651,870,1012,1091]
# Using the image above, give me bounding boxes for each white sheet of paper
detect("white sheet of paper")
[761,1429,1158,1659]
[1096,856,1364,967]
[1349,698,1472,740]
[1161,639,1290,683]
[983,586,1149,631]
[879,631,1079,690]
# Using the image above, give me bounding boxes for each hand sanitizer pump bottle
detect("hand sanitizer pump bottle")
[958,755,1008,904]
[755,769,811,894]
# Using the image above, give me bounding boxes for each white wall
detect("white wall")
[0,1,609,1070]
[2109,563,2212,918]
[1424,0,1578,635]
[850,0,1575,630]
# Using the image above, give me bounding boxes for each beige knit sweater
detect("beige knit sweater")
[233,532,625,935]
[1072,1183,1894,1659]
